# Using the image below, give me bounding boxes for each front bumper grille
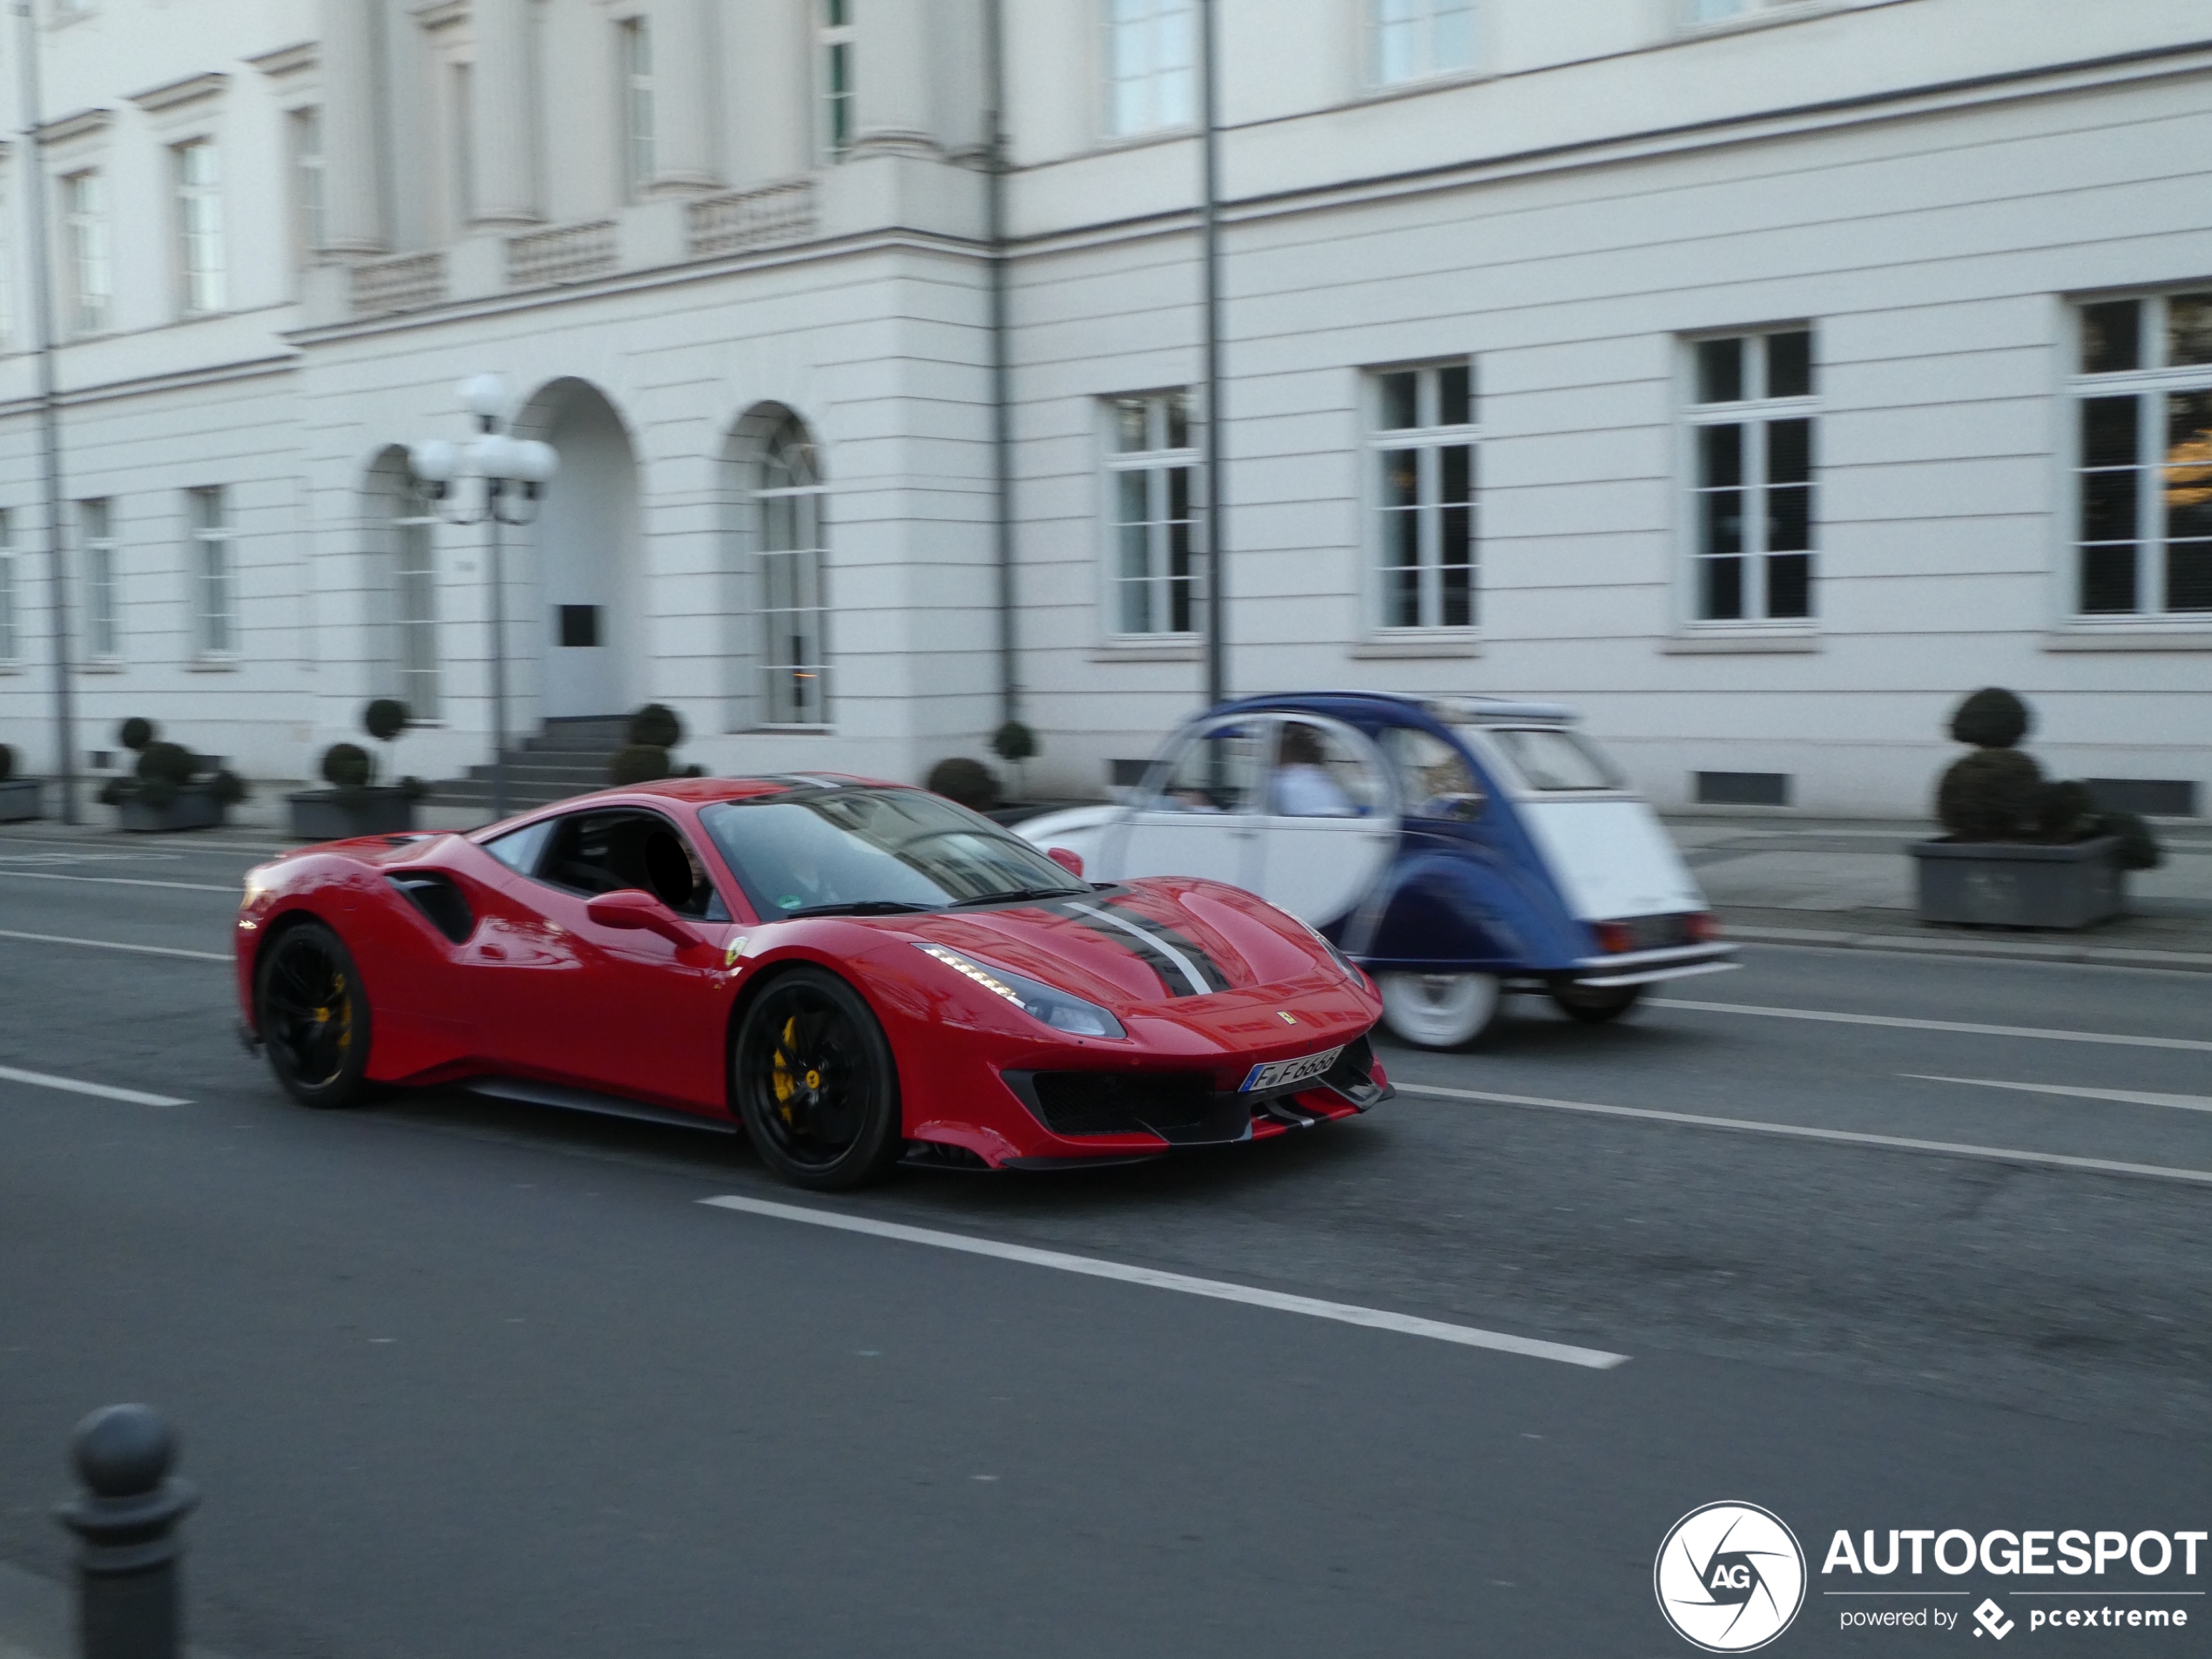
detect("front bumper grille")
[1006,1033,1388,1143]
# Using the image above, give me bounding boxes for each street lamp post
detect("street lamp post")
[406,376,558,823]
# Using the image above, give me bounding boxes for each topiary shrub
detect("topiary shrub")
[400,775,429,802]
[629,704,683,750]
[364,699,408,743]
[927,757,998,813]
[609,744,673,786]
[0,744,14,784]
[1931,687,2161,866]
[210,769,248,806]
[1937,748,2042,840]
[992,720,1037,765]
[118,718,156,752]
[133,741,196,812]
[322,743,373,790]
[1947,687,2030,750]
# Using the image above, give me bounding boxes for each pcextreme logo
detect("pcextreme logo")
[1656,1501,1809,1652]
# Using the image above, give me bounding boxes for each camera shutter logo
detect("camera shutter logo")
[1655,1501,1807,1651]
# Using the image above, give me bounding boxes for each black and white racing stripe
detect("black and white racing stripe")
[1042,894,1234,999]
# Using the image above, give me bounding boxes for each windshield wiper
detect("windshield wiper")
[947,887,1082,908]
[778,900,941,919]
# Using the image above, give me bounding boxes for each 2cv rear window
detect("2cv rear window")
[1482,727,1623,792]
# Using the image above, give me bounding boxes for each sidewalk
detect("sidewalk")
[6,793,2210,973]
[1666,813,2212,972]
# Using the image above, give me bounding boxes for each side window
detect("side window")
[1380,726,1484,820]
[483,819,555,875]
[536,810,729,921]
[1266,720,1386,818]
[1150,722,1263,814]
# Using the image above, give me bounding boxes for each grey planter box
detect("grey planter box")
[0,778,43,822]
[1911,836,2122,929]
[115,784,227,833]
[287,788,418,841]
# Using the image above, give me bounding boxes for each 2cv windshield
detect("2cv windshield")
[700,788,1086,918]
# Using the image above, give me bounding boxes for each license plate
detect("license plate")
[1239,1046,1344,1095]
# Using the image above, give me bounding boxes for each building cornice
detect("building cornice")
[0,351,299,419]
[246,42,320,81]
[129,72,228,115]
[36,107,112,145]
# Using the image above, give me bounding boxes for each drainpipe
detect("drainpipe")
[14,0,78,823]
[1197,0,1227,709]
[983,0,1016,727]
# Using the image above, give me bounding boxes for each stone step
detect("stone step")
[462,759,619,785]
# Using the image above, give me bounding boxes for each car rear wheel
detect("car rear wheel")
[1378,971,1501,1049]
[732,968,904,1190]
[1551,983,1645,1024]
[256,920,373,1109]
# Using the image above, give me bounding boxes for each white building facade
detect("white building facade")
[0,0,2206,817]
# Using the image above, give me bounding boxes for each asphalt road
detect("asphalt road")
[3,831,2209,1658]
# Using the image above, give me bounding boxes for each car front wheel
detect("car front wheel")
[1378,971,1501,1049]
[256,920,373,1109]
[732,968,905,1190]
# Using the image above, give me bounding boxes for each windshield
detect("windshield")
[699,788,1086,917]
[1482,727,1624,792]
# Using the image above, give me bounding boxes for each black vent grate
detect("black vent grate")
[1028,1071,1214,1137]
[388,873,475,944]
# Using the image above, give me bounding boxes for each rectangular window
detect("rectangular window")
[79,498,117,660]
[820,0,854,162]
[1686,328,1817,623]
[393,513,441,719]
[1371,361,1479,630]
[291,108,326,265]
[759,453,829,726]
[620,17,655,199]
[1106,391,1198,636]
[2070,291,2212,617]
[451,62,475,227]
[173,140,225,315]
[189,488,235,657]
[1107,0,1195,135]
[0,509,16,664]
[62,171,109,336]
[1370,0,1476,87]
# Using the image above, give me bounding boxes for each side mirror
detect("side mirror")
[1046,846,1085,879]
[586,888,702,947]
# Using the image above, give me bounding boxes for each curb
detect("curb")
[1722,921,2212,974]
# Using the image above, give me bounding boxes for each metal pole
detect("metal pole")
[14,0,78,822]
[487,499,508,821]
[983,0,1017,728]
[1197,0,1227,710]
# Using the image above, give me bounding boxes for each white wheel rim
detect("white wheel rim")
[1379,972,1500,1048]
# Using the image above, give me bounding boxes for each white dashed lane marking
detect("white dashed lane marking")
[0,1066,190,1107]
[1653,998,2212,1055]
[0,927,229,962]
[1905,1075,2212,1115]
[701,1194,1629,1369]
[1397,1082,2212,1188]
[0,869,237,894]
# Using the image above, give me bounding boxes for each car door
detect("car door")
[1105,716,1266,891]
[492,806,737,1112]
[1247,716,1399,927]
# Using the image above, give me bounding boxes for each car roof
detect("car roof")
[1209,691,1579,726]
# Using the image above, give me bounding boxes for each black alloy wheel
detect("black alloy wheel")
[732,967,904,1190]
[256,920,374,1108]
[1550,982,1645,1025]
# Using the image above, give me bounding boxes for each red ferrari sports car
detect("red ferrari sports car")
[235,775,1391,1188]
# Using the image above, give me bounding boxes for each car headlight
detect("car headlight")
[914,944,1127,1040]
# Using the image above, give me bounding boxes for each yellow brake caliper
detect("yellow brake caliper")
[771,1015,799,1123]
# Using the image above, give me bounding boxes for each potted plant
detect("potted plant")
[1911,688,2161,928]
[991,719,1039,804]
[926,756,1000,813]
[287,699,428,840]
[0,740,40,822]
[97,718,248,833]
[608,704,705,786]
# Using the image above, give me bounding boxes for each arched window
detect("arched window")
[755,415,828,725]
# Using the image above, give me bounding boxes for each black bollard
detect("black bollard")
[54,1406,199,1659]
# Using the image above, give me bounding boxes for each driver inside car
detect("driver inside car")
[1269,724,1359,817]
